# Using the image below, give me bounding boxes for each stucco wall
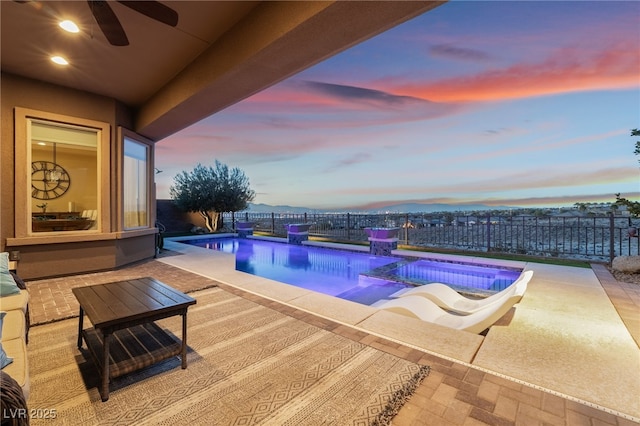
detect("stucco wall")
[1,72,122,243]
[1,72,155,279]
[156,199,204,233]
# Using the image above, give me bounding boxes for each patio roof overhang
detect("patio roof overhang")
[1,1,444,141]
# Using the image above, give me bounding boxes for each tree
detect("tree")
[614,129,640,217]
[170,161,256,232]
[574,202,587,213]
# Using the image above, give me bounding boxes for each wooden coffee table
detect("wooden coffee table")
[72,277,196,401]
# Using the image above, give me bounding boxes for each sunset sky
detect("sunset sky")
[156,1,640,211]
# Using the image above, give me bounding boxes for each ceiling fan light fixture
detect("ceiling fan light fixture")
[51,56,69,65]
[59,19,80,33]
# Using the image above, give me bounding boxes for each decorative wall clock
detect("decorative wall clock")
[31,161,71,200]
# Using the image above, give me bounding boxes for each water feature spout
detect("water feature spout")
[285,223,312,244]
[364,227,400,255]
[236,221,254,238]
[364,227,400,239]
[285,223,312,233]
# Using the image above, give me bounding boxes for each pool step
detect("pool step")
[362,258,521,297]
[336,276,413,306]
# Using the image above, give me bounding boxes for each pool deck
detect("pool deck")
[161,237,640,422]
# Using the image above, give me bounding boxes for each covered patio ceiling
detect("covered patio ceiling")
[1,1,444,141]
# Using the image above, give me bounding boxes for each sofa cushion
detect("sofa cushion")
[0,290,29,314]
[7,272,30,344]
[0,312,12,369]
[1,338,29,399]
[0,253,20,296]
[1,310,26,342]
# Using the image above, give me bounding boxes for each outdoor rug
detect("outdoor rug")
[26,287,429,425]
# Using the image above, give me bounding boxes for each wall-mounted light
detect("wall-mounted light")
[51,56,69,65]
[59,19,79,33]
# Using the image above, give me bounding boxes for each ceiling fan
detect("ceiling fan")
[88,0,179,46]
[15,0,179,47]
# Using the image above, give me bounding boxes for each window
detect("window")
[13,107,110,239]
[123,137,150,229]
[29,120,99,233]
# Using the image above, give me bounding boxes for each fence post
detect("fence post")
[404,213,409,244]
[486,214,491,252]
[609,212,615,264]
[271,212,275,234]
[347,213,351,241]
[304,212,308,223]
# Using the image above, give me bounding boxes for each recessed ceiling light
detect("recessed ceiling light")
[59,20,79,33]
[51,56,69,65]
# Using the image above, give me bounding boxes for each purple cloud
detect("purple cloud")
[429,44,494,63]
[297,80,426,107]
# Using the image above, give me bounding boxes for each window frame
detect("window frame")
[117,127,155,233]
[14,107,111,239]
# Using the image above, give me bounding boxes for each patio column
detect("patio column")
[369,238,398,255]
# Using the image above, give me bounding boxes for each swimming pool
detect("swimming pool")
[181,237,522,305]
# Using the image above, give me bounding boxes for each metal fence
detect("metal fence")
[223,212,640,263]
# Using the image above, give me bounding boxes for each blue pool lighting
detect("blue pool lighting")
[180,237,522,306]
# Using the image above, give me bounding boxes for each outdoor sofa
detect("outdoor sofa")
[1,251,30,401]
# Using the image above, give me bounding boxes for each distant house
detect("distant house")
[455,217,478,226]
[426,219,447,228]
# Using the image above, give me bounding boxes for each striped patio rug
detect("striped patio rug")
[26,287,429,425]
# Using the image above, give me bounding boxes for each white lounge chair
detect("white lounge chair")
[394,270,533,315]
[375,276,529,334]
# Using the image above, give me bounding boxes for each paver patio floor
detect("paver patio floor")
[24,239,640,425]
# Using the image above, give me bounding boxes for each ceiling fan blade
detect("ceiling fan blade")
[13,1,43,9]
[118,1,178,27]
[88,0,129,46]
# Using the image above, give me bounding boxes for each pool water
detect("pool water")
[376,259,521,297]
[182,237,521,305]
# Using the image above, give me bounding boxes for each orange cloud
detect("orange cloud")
[391,43,640,102]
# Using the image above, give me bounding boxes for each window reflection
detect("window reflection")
[123,138,149,229]
[30,120,98,233]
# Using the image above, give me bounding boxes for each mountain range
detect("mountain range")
[245,202,517,214]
